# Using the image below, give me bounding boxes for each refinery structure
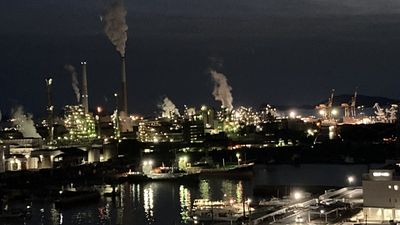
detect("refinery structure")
[0,44,399,172]
[0,69,398,173]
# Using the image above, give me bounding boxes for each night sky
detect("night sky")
[1,0,400,117]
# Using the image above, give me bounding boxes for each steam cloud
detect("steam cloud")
[161,97,180,118]
[11,106,41,138]
[64,64,81,103]
[210,70,233,110]
[103,0,128,57]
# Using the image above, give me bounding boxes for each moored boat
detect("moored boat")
[146,166,200,182]
[190,199,253,223]
[55,189,100,208]
[187,162,255,178]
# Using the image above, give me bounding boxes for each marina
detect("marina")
[0,164,377,225]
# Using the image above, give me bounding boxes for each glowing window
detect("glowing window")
[373,172,390,177]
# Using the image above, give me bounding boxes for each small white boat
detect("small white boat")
[191,199,253,222]
[146,166,200,182]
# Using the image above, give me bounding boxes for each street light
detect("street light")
[96,106,103,138]
[347,176,355,185]
[293,191,303,201]
[179,156,189,170]
[236,153,241,165]
[289,111,296,119]
[331,108,338,116]
[142,159,154,175]
[247,198,252,224]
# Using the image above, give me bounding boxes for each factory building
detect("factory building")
[64,105,96,140]
[200,106,216,129]
[183,120,205,143]
[1,138,43,155]
[5,155,40,171]
[138,119,183,143]
[362,169,400,222]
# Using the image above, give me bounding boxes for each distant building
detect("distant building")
[0,142,5,173]
[363,169,400,222]
[1,138,43,156]
[138,118,183,143]
[183,120,204,143]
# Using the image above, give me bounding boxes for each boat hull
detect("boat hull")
[55,191,101,208]
[198,163,255,178]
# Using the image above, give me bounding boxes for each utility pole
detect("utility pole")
[45,78,54,144]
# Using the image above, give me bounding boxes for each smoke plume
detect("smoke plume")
[160,97,180,118]
[64,64,81,103]
[11,106,41,138]
[210,70,233,110]
[103,0,128,57]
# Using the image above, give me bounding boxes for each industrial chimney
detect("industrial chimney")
[120,56,128,113]
[45,78,54,144]
[81,61,89,114]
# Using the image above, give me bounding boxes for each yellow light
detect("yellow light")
[289,111,296,119]
[331,108,338,116]
[347,176,355,184]
[97,106,102,113]
[293,191,303,200]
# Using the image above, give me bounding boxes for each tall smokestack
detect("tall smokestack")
[81,61,89,114]
[121,57,128,113]
[45,78,54,143]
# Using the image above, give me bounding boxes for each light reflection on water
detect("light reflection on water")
[143,184,154,223]
[199,180,210,200]
[179,185,191,223]
[17,179,248,225]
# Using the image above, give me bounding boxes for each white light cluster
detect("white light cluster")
[372,172,390,177]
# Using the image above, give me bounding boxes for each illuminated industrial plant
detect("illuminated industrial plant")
[63,105,97,140]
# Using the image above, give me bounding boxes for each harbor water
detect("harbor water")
[3,163,380,225]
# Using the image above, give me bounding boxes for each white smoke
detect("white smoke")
[160,97,180,118]
[64,64,81,103]
[210,70,233,110]
[119,111,133,132]
[11,106,41,138]
[103,0,128,57]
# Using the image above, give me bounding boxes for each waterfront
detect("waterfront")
[1,163,380,225]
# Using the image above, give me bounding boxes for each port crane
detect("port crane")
[316,89,335,120]
[341,90,357,119]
